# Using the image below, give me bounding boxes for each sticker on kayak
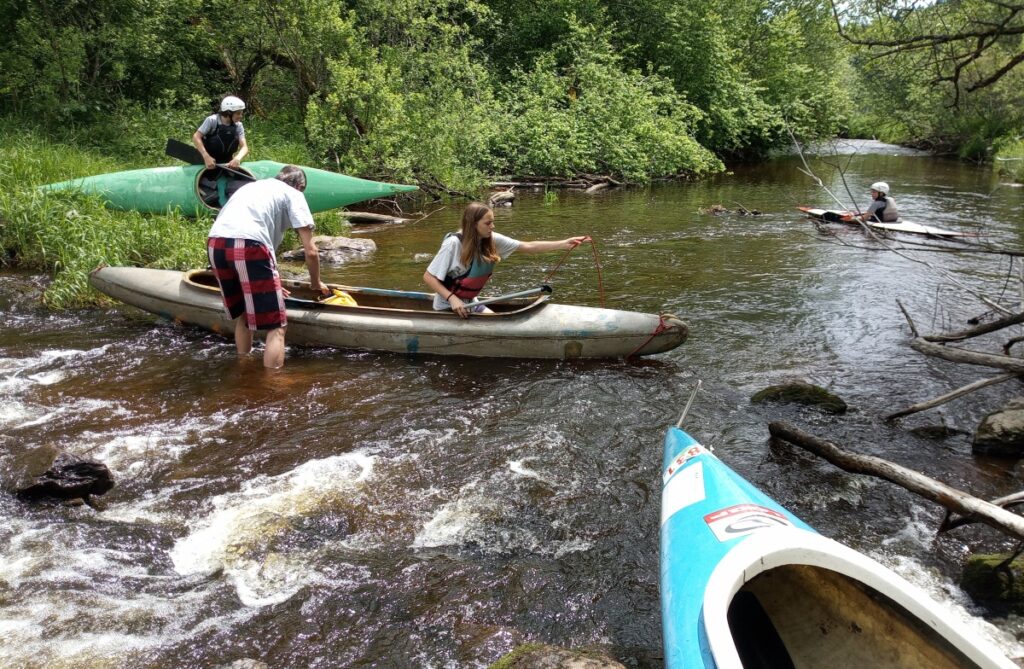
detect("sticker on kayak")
[704,504,791,541]
[662,443,707,485]
[661,462,706,526]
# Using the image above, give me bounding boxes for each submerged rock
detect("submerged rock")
[11,445,114,505]
[751,381,847,414]
[280,236,376,265]
[489,644,625,669]
[961,552,1024,616]
[973,398,1024,458]
[909,424,969,440]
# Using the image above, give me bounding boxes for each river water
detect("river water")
[3,140,1024,667]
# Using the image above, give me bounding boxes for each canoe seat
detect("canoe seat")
[728,590,795,669]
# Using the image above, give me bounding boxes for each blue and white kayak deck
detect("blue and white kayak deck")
[659,426,1016,669]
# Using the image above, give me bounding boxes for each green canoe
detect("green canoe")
[40,161,418,216]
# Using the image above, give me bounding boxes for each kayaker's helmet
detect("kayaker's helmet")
[870,181,890,195]
[220,96,246,113]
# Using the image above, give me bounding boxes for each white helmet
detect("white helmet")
[220,96,246,112]
[870,181,889,195]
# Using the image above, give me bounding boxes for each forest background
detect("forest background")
[1,0,1023,305]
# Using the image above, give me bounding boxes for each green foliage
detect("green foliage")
[0,126,208,307]
[843,0,1024,157]
[493,18,721,180]
[305,0,501,191]
[0,0,858,178]
[995,138,1024,183]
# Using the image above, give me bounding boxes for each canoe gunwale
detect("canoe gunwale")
[701,528,1016,669]
[182,269,552,318]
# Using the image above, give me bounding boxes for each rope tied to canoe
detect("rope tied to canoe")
[542,237,605,308]
[626,313,678,359]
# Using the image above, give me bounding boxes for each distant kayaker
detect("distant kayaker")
[423,202,589,319]
[207,165,328,368]
[857,182,900,223]
[192,95,249,170]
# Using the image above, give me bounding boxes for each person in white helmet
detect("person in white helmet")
[192,95,249,170]
[858,181,900,223]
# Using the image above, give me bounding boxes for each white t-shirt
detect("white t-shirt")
[426,232,520,309]
[207,179,314,256]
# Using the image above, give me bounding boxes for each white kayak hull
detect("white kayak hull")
[798,207,972,238]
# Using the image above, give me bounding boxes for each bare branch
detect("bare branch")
[769,421,1024,541]
[885,373,1020,420]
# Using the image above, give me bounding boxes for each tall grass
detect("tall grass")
[0,123,209,307]
[995,137,1024,183]
[0,118,345,308]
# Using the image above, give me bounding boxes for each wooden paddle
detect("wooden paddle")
[164,138,256,182]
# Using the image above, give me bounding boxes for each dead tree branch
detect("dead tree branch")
[885,372,1020,420]
[911,338,1024,372]
[768,421,1024,540]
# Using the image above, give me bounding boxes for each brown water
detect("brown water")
[3,140,1024,667]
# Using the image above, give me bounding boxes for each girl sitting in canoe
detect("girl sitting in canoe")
[423,202,589,318]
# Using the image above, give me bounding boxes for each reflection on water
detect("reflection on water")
[2,141,1024,667]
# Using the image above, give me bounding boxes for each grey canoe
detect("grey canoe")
[89,267,688,359]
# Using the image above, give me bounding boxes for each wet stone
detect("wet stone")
[961,552,1024,616]
[280,236,376,266]
[488,644,625,669]
[973,398,1024,458]
[750,381,847,414]
[11,445,114,503]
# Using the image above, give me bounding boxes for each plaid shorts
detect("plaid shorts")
[207,237,286,330]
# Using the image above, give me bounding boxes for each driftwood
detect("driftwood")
[491,175,625,190]
[488,188,516,207]
[768,421,1024,541]
[923,310,1024,343]
[887,300,1024,418]
[340,211,409,225]
[910,338,1024,373]
[886,373,1021,421]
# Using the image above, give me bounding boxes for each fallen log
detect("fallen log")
[924,310,1024,343]
[942,491,1024,532]
[768,421,1024,540]
[339,211,409,224]
[910,338,1024,373]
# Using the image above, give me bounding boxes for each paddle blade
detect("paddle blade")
[165,138,204,165]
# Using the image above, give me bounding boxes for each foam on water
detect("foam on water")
[170,452,374,606]
[508,457,555,485]
[412,476,592,557]
[0,512,262,667]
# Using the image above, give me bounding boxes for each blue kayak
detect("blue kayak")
[659,426,1016,669]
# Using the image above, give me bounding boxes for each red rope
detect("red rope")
[543,237,605,308]
[626,314,671,360]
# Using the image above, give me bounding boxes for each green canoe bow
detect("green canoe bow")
[40,160,418,216]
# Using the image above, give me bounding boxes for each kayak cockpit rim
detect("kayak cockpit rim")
[702,529,1015,669]
[182,269,552,317]
[194,166,256,212]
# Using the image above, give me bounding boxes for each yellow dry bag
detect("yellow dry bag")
[321,289,358,307]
